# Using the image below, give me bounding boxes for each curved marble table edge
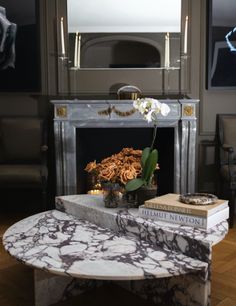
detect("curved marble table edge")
[3,210,208,281]
[57,195,229,248]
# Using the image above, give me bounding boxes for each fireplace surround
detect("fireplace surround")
[51,99,198,196]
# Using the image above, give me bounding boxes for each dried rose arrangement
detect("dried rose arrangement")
[84,148,143,185]
[85,98,169,193]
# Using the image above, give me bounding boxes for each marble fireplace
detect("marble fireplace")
[51,99,198,196]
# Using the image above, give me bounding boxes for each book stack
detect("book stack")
[138,193,229,229]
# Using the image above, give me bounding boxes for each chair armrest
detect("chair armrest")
[222,144,234,164]
[40,144,48,172]
[222,144,234,153]
[221,144,235,179]
[201,139,216,146]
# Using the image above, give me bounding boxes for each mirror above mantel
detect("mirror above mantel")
[68,0,181,34]
[67,0,182,69]
[57,0,190,95]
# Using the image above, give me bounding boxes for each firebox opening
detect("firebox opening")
[76,128,174,195]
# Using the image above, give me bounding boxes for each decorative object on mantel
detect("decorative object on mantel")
[125,98,170,206]
[85,148,143,207]
[179,193,218,206]
[97,105,136,117]
[117,85,142,100]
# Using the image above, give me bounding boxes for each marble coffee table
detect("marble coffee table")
[3,195,228,306]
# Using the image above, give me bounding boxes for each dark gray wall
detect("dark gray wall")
[0,0,235,194]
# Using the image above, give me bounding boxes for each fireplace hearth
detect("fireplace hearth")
[51,99,198,196]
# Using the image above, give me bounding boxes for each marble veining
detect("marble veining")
[51,99,199,195]
[4,194,229,306]
[117,269,210,306]
[34,270,102,306]
[56,195,228,262]
[3,210,207,281]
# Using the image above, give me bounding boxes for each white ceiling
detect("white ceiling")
[67,0,181,33]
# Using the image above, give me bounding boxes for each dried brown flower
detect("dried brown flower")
[84,161,97,173]
[119,165,138,185]
[84,147,158,186]
[98,166,117,182]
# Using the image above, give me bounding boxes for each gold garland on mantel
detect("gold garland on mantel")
[98,106,136,117]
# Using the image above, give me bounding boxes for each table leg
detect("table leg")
[116,269,210,306]
[34,268,210,306]
[34,270,102,306]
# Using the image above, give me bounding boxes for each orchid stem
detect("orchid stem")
[150,124,157,151]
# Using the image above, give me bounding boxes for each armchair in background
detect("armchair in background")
[216,114,236,227]
[0,117,48,211]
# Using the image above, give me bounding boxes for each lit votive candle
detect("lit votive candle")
[88,189,103,195]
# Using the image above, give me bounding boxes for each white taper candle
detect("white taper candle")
[184,16,188,54]
[77,34,81,68]
[60,17,65,55]
[165,32,170,68]
[74,32,78,67]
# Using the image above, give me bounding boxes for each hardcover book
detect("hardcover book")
[144,193,228,217]
[139,206,229,229]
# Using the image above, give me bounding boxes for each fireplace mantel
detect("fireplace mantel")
[51,99,199,195]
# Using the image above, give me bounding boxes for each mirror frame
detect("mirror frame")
[56,0,190,95]
[206,0,236,90]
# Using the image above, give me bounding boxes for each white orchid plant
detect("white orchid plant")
[133,98,170,122]
[125,98,171,192]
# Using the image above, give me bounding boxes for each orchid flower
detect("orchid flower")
[134,98,170,120]
[125,98,171,192]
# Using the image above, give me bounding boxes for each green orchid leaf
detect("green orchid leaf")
[125,178,145,192]
[141,147,151,168]
[142,149,158,183]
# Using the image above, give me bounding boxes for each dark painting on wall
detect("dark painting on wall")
[0,0,41,92]
[207,0,236,89]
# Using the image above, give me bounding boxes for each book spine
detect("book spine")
[139,207,207,228]
[144,202,206,216]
